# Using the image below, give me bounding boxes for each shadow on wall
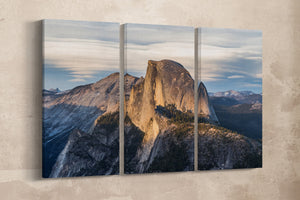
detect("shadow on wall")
[25,20,43,180]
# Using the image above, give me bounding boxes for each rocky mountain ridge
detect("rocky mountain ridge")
[43,72,122,177]
[50,112,120,177]
[44,72,140,177]
[125,59,218,172]
[198,123,262,170]
[44,59,262,177]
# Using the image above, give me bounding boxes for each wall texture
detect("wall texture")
[0,0,299,199]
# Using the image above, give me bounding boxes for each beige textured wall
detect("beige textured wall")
[0,0,299,199]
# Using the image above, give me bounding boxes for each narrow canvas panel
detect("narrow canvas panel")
[123,23,195,174]
[42,19,120,178]
[197,27,262,170]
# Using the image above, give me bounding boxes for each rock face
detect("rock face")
[126,60,195,132]
[44,72,120,140]
[124,59,261,173]
[43,73,122,177]
[45,73,138,178]
[124,108,194,173]
[44,59,262,177]
[125,60,196,172]
[50,112,120,178]
[198,123,262,170]
[44,72,120,114]
[198,82,219,123]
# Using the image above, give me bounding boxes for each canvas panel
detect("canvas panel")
[123,23,195,174]
[197,27,262,170]
[42,19,120,178]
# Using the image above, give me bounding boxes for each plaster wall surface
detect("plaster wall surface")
[0,0,299,199]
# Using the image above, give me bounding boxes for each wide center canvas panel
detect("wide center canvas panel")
[42,20,120,178]
[197,27,262,170]
[123,23,195,174]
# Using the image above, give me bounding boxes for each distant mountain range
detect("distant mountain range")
[209,90,262,104]
[43,88,60,95]
[208,89,262,139]
[43,59,262,177]
[209,90,255,97]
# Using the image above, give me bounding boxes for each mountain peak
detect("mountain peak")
[100,72,119,81]
[107,72,119,77]
[199,82,207,91]
[148,59,184,68]
[48,88,61,93]
[127,60,195,132]
[125,73,137,78]
[198,82,219,124]
[147,59,187,72]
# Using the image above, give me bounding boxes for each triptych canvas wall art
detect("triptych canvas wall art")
[42,19,262,178]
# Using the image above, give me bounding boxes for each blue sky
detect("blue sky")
[125,23,194,78]
[43,19,119,90]
[199,27,262,93]
[43,20,262,94]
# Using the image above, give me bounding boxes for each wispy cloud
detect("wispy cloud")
[125,23,194,78]
[125,23,193,45]
[69,78,86,82]
[45,38,119,82]
[44,20,119,84]
[200,27,262,93]
[244,83,262,87]
[126,41,194,77]
[228,75,245,79]
[70,74,95,79]
[200,27,262,48]
[44,19,119,43]
[256,73,262,78]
